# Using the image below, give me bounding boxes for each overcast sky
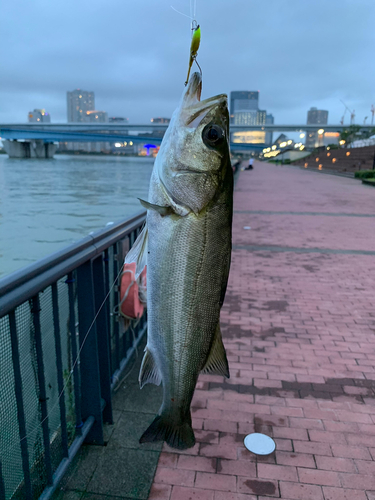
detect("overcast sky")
[1,0,374,126]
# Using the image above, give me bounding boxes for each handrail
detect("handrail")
[0,211,147,500]
[0,210,146,316]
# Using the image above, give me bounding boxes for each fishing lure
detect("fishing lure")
[185,23,201,86]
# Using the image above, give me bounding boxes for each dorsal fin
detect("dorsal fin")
[201,323,230,378]
[138,198,175,217]
[125,223,148,279]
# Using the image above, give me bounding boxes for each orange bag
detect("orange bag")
[119,262,147,319]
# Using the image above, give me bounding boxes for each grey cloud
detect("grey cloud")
[1,0,374,125]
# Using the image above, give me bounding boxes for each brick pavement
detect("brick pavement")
[149,162,375,500]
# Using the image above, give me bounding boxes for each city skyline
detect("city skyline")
[1,0,374,125]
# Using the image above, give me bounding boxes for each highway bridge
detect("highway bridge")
[1,122,371,158]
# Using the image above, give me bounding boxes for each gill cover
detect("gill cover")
[155,72,230,215]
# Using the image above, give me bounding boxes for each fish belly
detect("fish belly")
[140,200,230,449]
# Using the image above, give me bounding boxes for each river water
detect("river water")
[0,154,154,278]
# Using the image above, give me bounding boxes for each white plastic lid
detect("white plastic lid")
[244,433,276,455]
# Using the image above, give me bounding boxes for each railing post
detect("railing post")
[103,249,112,374]
[0,461,5,500]
[66,273,82,434]
[76,261,104,445]
[92,255,113,424]
[51,283,69,457]
[9,311,33,500]
[32,294,53,485]
[112,242,121,371]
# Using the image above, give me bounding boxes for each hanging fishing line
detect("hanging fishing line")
[170,5,193,20]
[171,0,201,85]
[5,263,125,455]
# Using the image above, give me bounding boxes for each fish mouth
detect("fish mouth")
[183,73,227,127]
[184,72,202,104]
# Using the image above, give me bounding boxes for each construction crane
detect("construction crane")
[340,100,355,125]
[371,105,375,126]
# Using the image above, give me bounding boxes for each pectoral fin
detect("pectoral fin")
[201,324,230,378]
[125,223,148,279]
[139,347,162,389]
[139,198,175,217]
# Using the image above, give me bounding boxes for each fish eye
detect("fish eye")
[202,124,225,148]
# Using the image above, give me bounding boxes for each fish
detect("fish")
[125,71,233,450]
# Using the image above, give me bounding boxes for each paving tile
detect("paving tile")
[86,447,160,498]
[170,486,214,500]
[237,477,279,496]
[107,411,163,452]
[322,486,367,500]
[57,165,375,500]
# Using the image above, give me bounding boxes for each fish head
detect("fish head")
[156,72,230,215]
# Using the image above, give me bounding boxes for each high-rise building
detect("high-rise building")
[67,89,95,122]
[265,113,274,145]
[151,117,170,124]
[109,117,129,123]
[85,110,108,122]
[230,91,259,125]
[305,107,328,148]
[28,109,51,123]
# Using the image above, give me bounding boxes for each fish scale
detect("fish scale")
[126,72,233,449]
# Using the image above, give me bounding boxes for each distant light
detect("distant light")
[318,129,324,135]
[124,142,127,146]
[327,146,330,150]
[299,145,305,150]
[339,140,346,145]
[304,163,308,167]
[318,164,323,170]
[346,151,351,156]
[115,143,122,147]
[272,145,277,150]
[287,140,292,145]
[129,141,133,146]
[279,142,287,148]
[327,152,331,157]
[299,133,305,139]
[263,148,268,153]
[316,157,319,162]
[79,95,82,98]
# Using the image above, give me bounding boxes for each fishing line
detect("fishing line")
[170,5,194,21]
[5,263,125,455]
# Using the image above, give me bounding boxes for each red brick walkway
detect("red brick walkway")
[149,162,375,500]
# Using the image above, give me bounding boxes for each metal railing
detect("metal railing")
[0,211,147,499]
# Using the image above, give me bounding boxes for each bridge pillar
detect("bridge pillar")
[3,140,57,159]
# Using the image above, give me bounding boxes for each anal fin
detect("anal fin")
[201,323,230,378]
[139,347,162,389]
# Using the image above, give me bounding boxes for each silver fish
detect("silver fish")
[125,72,233,449]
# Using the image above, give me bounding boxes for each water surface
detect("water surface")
[0,154,154,277]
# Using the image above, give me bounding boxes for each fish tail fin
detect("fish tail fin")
[139,414,195,450]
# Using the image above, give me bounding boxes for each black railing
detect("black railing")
[0,211,147,499]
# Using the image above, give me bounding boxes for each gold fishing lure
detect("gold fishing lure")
[185,24,201,86]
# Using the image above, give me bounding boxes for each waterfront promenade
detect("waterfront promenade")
[56,162,375,500]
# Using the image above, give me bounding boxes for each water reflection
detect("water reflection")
[0,154,154,277]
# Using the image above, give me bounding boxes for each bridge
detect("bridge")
[1,122,371,158]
